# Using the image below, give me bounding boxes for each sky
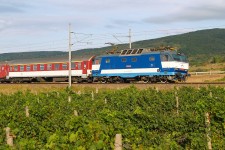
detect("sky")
[1,0,225,53]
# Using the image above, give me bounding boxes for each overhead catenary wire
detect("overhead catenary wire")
[1,24,225,53]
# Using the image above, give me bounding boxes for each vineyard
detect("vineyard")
[0,86,225,149]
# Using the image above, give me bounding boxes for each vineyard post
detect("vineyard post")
[74,110,78,116]
[175,90,179,115]
[104,98,107,104]
[77,90,81,95]
[209,91,212,98]
[114,134,122,150]
[176,96,179,115]
[25,106,29,117]
[5,127,14,147]
[205,112,212,150]
[68,96,71,103]
[96,88,98,94]
[205,91,212,150]
[92,91,94,100]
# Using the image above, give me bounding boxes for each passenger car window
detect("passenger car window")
[20,65,24,71]
[33,65,37,71]
[62,63,67,70]
[14,66,18,71]
[77,62,81,69]
[54,64,60,70]
[10,66,13,71]
[71,62,75,69]
[40,64,44,71]
[26,65,30,71]
[47,64,52,70]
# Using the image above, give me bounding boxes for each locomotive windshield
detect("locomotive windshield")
[172,53,188,62]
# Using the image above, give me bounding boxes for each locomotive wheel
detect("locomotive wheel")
[116,77,124,83]
[143,78,150,83]
[100,78,107,83]
[108,78,114,83]
[160,78,168,83]
[101,80,107,83]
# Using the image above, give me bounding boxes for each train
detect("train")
[0,47,189,83]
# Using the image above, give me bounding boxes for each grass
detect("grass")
[215,76,225,82]
[189,62,225,72]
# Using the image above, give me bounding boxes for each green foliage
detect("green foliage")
[0,86,225,149]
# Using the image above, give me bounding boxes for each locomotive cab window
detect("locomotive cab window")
[172,54,188,62]
[161,54,172,61]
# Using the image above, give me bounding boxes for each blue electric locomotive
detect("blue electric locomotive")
[92,48,189,83]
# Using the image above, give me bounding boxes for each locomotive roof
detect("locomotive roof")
[98,48,178,58]
[3,55,94,65]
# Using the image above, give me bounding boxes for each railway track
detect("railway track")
[1,82,225,85]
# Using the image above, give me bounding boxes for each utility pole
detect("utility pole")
[129,28,132,49]
[68,23,72,88]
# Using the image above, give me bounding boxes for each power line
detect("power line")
[1,24,225,53]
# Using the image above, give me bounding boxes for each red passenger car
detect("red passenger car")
[0,55,95,83]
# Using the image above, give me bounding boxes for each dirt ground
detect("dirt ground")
[187,74,225,82]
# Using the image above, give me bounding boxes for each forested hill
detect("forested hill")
[1,28,225,64]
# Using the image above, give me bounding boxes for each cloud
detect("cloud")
[0,1,31,14]
[1,0,225,54]
[0,5,23,13]
[144,1,225,24]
